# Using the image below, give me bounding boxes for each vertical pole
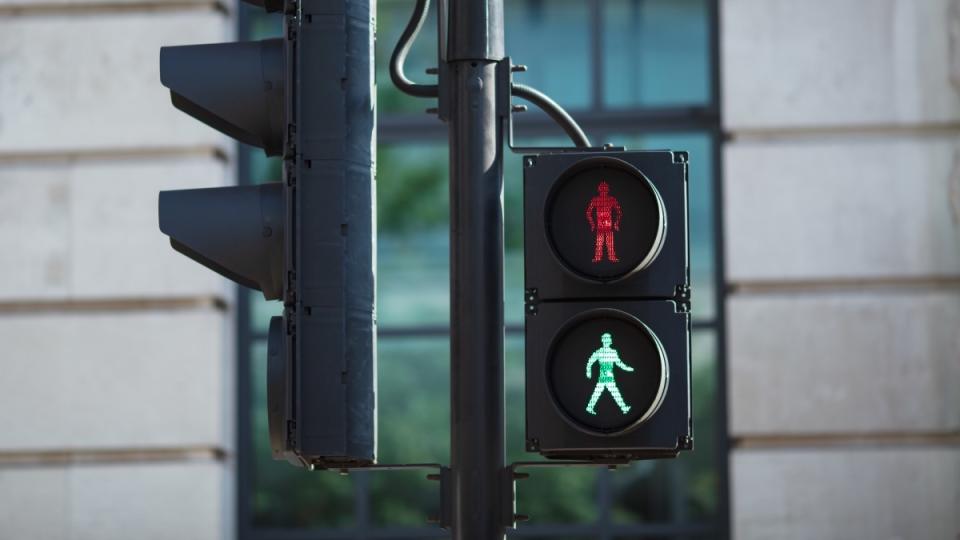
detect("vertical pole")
[445,0,506,539]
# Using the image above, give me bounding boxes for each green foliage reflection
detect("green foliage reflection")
[378,144,448,233]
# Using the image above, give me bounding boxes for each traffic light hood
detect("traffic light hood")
[159,183,284,300]
[160,39,285,156]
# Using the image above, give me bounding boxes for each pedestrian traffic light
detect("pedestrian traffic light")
[524,151,691,461]
[157,0,376,468]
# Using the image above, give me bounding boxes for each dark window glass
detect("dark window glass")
[603,0,711,108]
[370,338,449,525]
[516,466,601,524]
[505,0,592,110]
[378,143,450,328]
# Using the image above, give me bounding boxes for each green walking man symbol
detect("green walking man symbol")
[585,332,634,415]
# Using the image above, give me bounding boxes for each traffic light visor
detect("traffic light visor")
[160,39,285,156]
[159,183,284,300]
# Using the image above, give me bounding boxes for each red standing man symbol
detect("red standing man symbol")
[586,181,622,263]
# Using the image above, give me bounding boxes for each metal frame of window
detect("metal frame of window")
[237,0,728,538]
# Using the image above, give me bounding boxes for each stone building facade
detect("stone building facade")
[0,1,236,538]
[723,0,960,537]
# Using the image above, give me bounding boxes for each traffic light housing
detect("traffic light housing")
[524,150,691,461]
[158,0,376,468]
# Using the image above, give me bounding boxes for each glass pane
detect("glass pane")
[377,338,450,464]
[610,132,715,321]
[505,335,526,464]
[505,145,527,326]
[248,153,281,186]
[603,0,711,108]
[376,0,440,114]
[505,247,524,327]
[244,8,282,40]
[249,289,282,337]
[248,340,356,528]
[370,337,447,525]
[379,232,450,328]
[378,142,450,328]
[370,469,443,527]
[610,330,719,523]
[506,0,592,110]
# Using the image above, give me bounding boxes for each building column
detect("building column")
[0,3,237,539]
[721,1,960,538]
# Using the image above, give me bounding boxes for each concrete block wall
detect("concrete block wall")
[0,1,235,539]
[722,0,960,538]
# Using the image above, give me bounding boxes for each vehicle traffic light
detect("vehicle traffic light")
[157,0,376,468]
[523,150,691,461]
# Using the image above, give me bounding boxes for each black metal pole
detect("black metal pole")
[446,1,506,538]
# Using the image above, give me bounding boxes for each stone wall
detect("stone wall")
[722,0,960,538]
[0,1,235,538]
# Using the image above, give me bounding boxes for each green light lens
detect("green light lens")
[584,331,635,415]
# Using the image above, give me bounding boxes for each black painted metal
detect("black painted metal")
[159,183,285,300]
[522,151,689,301]
[447,0,503,61]
[509,83,591,149]
[160,39,286,156]
[445,1,507,538]
[524,300,691,459]
[282,0,377,467]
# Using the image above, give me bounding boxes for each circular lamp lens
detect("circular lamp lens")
[545,157,666,282]
[546,309,668,435]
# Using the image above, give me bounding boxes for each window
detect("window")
[237,1,727,538]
